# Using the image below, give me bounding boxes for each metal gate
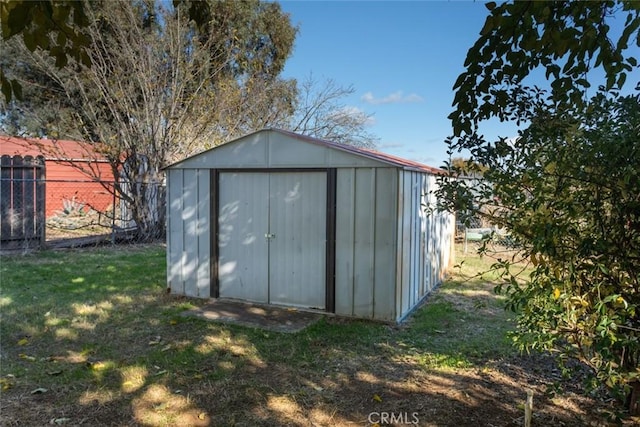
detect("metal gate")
[0,155,45,249]
[217,171,327,309]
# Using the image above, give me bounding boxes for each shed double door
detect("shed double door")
[218,172,326,309]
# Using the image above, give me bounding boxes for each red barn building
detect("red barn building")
[0,136,115,217]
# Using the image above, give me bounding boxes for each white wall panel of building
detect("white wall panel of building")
[334,167,398,321]
[422,174,455,289]
[217,171,327,308]
[167,168,211,298]
[268,172,327,309]
[218,172,270,303]
[394,170,455,321]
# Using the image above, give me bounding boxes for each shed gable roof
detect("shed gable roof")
[168,128,441,174]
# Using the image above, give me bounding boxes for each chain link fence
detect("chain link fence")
[46,180,119,242]
[1,176,166,251]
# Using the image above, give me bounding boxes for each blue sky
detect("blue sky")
[278,0,639,167]
[278,0,509,167]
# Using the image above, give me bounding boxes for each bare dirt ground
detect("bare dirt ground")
[0,340,628,427]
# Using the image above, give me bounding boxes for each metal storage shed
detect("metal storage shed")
[166,129,455,322]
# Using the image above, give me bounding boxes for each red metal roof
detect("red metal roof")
[0,136,116,217]
[0,135,109,162]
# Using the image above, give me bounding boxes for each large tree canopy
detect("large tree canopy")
[1,0,299,240]
[442,0,640,415]
[1,0,378,240]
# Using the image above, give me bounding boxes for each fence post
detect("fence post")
[111,182,116,244]
[36,156,46,248]
[0,155,11,241]
[12,155,24,241]
[23,156,35,241]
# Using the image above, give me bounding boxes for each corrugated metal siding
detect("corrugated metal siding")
[397,171,416,318]
[427,175,455,283]
[217,171,326,308]
[334,167,398,321]
[352,168,376,318]
[169,130,395,170]
[45,161,114,217]
[167,169,181,293]
[420,176,430,295]
[409,172,420,308]
[334,168,356,316]
[268,172,326,308]
[1,137,115,216]
[372,168,398,320]
[166,168,211,297]
[396,171,455,321]
[218,172,269,302]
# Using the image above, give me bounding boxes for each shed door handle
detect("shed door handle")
[265,233,276,239]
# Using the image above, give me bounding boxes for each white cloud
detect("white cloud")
[361,91,424,105]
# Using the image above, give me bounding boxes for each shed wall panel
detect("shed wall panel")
[400,171,413,316]
[334,169,356,316]
[420,176,429,295]
[395,170,457,321]
[352,168,376,318]
[167,169,184,294]
[420,174,456,294]
[218,172,269,302]
[268,172,326,308]
[196,169,211,297]
[406,172,419,309]
[395,172,405,320]
[412,172,422,306]
[182,169,199,297]
[372,168,398,321]
[425,176,437,292]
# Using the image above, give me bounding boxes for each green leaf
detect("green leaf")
[57,30,67,47]
[10,78,22,101]
[80,50,91,67]
[4,1,32,38]
[617,72,627,88]
[1,73,12,103]
[480,16,494,36]
[54,51,68,68]
[22,31,36,51]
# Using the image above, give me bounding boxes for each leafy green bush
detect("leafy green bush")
[442,92,640,413]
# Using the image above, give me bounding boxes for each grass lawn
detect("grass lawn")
[0,244,633,426]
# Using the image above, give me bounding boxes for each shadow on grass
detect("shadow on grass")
[0,245,628,426]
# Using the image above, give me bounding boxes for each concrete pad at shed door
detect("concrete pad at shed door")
[181,299,323,333]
